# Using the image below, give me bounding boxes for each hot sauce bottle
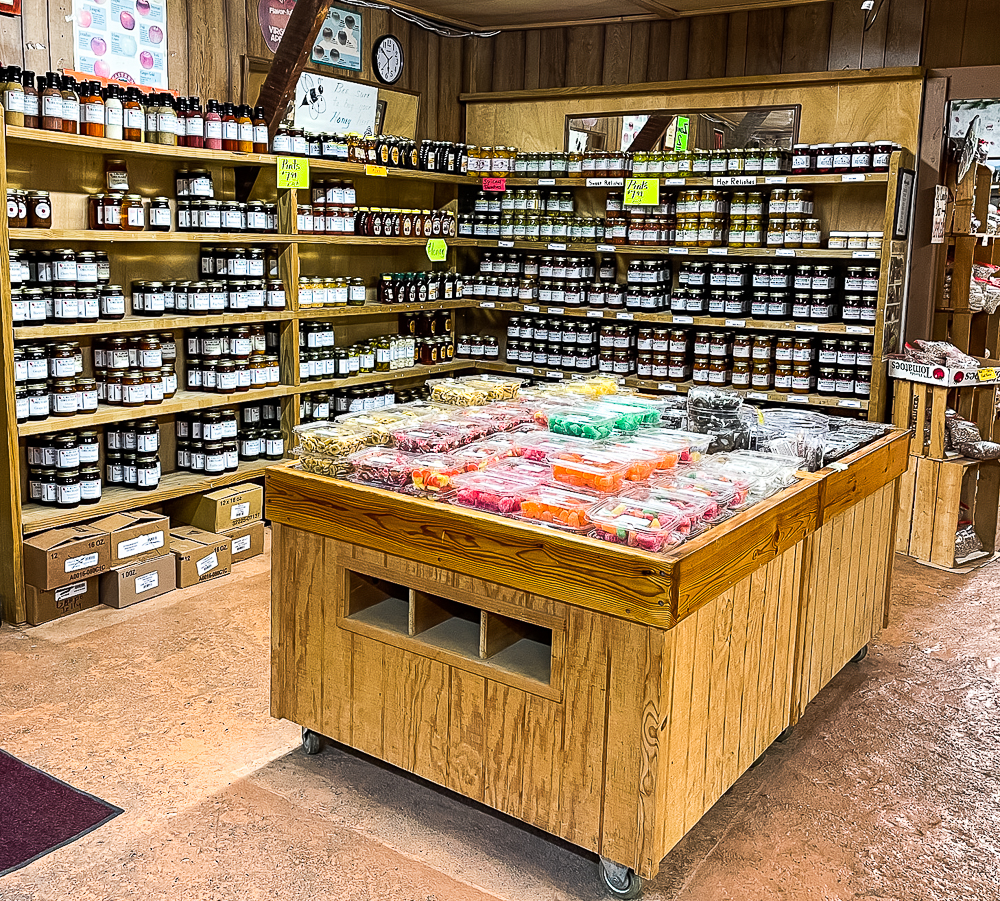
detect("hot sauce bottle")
[205,99,223,150]
[123,87,144,142]
[221,102,238,152]
[41,73,62,132]
[186,96,204,148]
[60,75,80,135]
[237,104,253,153]
[252,105,268,153]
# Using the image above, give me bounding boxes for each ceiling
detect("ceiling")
[387,0,827,30]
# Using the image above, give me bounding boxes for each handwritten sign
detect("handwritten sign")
[277,157,309,189]
[624,177,659,206]
[425,239,448,262]
[365,164,388,177]
[482,177,507,192]
[978,367,997,382]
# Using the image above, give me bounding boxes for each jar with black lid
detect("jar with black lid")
[136,452,160,490]
[263,429,284,460]
[121,452,137,486]
[836,367,855,397]
[79,465,101,503]
[55,468,80,508]
[817,366,837,395]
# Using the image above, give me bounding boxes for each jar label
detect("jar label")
[51,358,76,378]
[57,447,79,468]
[52,391,79,413]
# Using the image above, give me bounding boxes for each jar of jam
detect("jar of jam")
[851,142,872,172]
[791,363,813,395]
[732,359,751,388]
[774,362,793,391]
[833,143,852,173]
[817,366,837,395]
[791,144,813,174]
[752,335,774,361]
[708,358,729,385]
[872,141,893,172]
[27,190,52,228]
[50,378,79,416]
[733,334,752,359]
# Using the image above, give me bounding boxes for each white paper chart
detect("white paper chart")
[73,0,169,89]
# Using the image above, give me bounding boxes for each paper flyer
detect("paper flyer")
[73,0,168,89]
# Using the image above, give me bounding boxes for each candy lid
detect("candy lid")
[589,497,686,553]
[451,467,549,514]
[550,449,631,494]
[428,378,491,406]
[405,452,465,493]
[622,484,722,534]
[658,466,749,508]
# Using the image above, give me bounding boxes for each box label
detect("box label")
[65,552,98,573]
[230,502,251,521]
[55,580,88,601]
[232,535,252,555]
[196,552,219,577]
[135,572,159,594]
[118,530,165,559]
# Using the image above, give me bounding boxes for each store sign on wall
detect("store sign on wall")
[259,0,296,53]
[73,0,168,87]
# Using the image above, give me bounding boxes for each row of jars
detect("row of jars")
[308,181,358,206]
[399,310,455,339]
[679,261,843,291]
[298,276,367,307]
[472,190,575,215]
[459,213,604,242]
[183,326,278,360]
[298,385,431,422]
[198,246,281,279]
[504,339,601,373]
[7,189,52,228]
[10,248,110,288]
[375,272,463,305]
[357,207,456,239]
[668,289,851,322]
[131,279,287,315]
[184,355,281,393]
[606,189,815,217]
[297,335,455,382]
[480,253,605,281]
[175,199,279,233]
[274,129,465,176]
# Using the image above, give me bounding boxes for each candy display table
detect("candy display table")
[266,428,907,896]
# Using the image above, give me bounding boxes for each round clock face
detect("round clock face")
[374,35,403,85]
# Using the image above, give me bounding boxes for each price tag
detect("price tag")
[546,307,564,315]
[775,248,797,257]
[764,176,787,184]
[537,178,556,186]
[497,239,514,248]
[725,319,746,328]
[482,177,507,192]
[852,250,878,259]
[746,391,768,401]
[425,239,448,262]
[673,315,694,324]
[786,394,809,403]
[668,246,689,255]
[978,367,997,381]
[663,178,686,186]
[480,301,495,308]
[587,177,624,188]
[587,309,605,318]
[365,164,388,177]
[515,366,534,375]
[713,175,758,187]
[795,323,819,332]
[277,156,309,189]
[616,311,634,320]
[596,243,617,253]
[523,304,540,313]
[659,383,679,392]
[842,173,867,182]
[624,177,659,206]
[846,325,872,334]
[548,242,567,250]
[707,247,729,256]
[838,399,863,408]
[546,370,564,379]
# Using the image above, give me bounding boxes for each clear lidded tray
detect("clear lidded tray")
[550,448,631,494]
[450,467,549,514]
[517,483,601,532]
[346,447,416,488]
[588,497,687,553]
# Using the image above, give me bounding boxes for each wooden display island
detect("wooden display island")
[266,428,908,895]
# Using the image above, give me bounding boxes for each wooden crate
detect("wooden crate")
[891,377,998,458]
[895,453,1000,568]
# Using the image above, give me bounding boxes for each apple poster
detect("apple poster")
[73,0,169,89]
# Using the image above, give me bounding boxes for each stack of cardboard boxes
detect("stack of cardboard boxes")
[21,484,265,626]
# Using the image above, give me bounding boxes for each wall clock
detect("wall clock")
[373,34,404,85]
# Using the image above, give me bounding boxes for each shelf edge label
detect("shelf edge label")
[365,164,388,177]
[587,177,624,187]
[713,175,758,187]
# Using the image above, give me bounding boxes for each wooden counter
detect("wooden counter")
[267,429,908,885]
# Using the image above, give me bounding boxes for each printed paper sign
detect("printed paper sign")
[73,0,168,88]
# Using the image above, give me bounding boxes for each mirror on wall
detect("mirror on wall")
[566,107,799,155]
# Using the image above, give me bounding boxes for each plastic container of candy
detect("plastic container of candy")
[520,432,593,464]
[636,429,713,463]
[595,396,666,432]
[604,442,665,483]
[428,378,492,406]
[293,421,373,456]
[701,450,804,499]
[621,485,723,535]
[404,453,466,493]
[518,483,600,532]
[657,466,750,509]
[451,439,519,472]
[589,497,686,552]
[391,420,484,454]
[550,448,631,494]
[293,447,354,478]
[456,374,524,401]
[547,407,619,441]
[346,447,415,488]
[450,468,548,514]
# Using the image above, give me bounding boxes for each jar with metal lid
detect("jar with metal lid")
[709,332,729,358]
[837,340,857,367]
[136,452,160,490]
[751,361,773,389]
[53,248,77,285]
[708,357,729,385]
[78,464,101,503]
[76,377,97,411]
[27,190,52,228]
[26,381,48,421]
[731,359,751,388]
[767,292,790,320]
[54,468,81,508]
[148,196,171,232]
[120,194,145,231]
[50,378,79,416]
[791,292,811,320]
[77,430,100,463]
[189,441,206,473]
[774,362,793,391]
[752,335,773,361]
[49,343,76,378]
[53,435,80,470]
[811,293,835,321]
[692,356,711,385]
[122,369,147,407]
[733,333,752,360]
[791,363,813,395]
[833,143,852,173]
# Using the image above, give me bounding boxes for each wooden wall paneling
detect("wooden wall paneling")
[736,564,767,773]
[21,0,48,73]
[922,0,967,68]
[0,8,23,68]
[725,11,749,77]
[423,31,441,141]
[523,29,541,90]
[666,19,689,81]
[189,0,231,102]
[602,23,633,86]
[885,0,926,66]
[564,25,605,88]
[363,6,391,83]
[167,0,190,97]
[226,0,249,101]
[538,27,567,90]
[628,22,650,85]
[860,0,889,69]
[719,576,751,796]
[687,15,728,80]
[46,0,75,71]
[437,35,464,142]
[960,0,997,65]
[744,8,784,76]
[781,2,833,74]
[408,26,429,138]
[827,0,863,70]
[391,17,413,91]
[463,35,495,94]
[493,30,526,92]
[645,20,672,83]
[661,604,696,855]
[703,587,735,813]
[245,0,270,60]
[683,602,715,833]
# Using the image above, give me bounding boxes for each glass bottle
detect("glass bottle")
[81,80,105,137]
[3,65,25,126]
[205,99,223,150]
[41,73,62,131]
[60,74,80,135]
[123,87,144,142]
[22,70,38,129]
[186,96,204,148]
[237,104,254,152]
[157,93,177,145]
[252,106,268,153]
[104,84,123,139]
[221,102,238,151]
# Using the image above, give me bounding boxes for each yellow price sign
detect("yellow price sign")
[277,156,309,189]
[624,177,659,207]
[365,164,388,177]
[426,238,448,262]
[977,367,997,381]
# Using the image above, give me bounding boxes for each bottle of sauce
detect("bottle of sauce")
[105,84,123,139]
[81,80,105,137]
[60,74,80,134]
[174,95,188,146]
[3,66,25,126]
[252,106,268,153]
[236,104,253,152]
[145,91,159,142]
[221,102,238,151]
[123,87,144,141]
[22,70,38,129]
[41,73,62,132]
[205,99,223,150]
[157,93,177,145]
[186,96,204,148]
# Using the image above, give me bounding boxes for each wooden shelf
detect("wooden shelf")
[14,310,297,339]
[463,239,874,259]
[10,229,293,244]
[491,173,890,188]
[18,386,293,437]
[477,301,876,336]
[306,157,477,185]
[5,125,278,167]
[296,300,469,320]
[20,457,286,534]
[290,360,471,395]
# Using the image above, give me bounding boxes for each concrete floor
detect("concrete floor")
[2,528,999,901]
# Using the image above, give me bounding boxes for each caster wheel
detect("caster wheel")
[850,644,869,663]
[301,728,322,755]
[599,857,643,899]
[776,725,794,743]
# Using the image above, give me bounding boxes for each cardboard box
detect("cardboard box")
[100,554,176,609]
[220,520,265,564]
[170,526,232,589]
[888,358,1000,388]
[25,578,99,626]
[166,483,263,532]
[91,511,170,567]
[22,525,110,591]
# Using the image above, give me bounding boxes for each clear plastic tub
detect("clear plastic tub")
[547,407,620,441]
[347,447,415,488]
[451,439,519,472]
[637,429,714,463]
[392,421,483,454]
[428,378,491,406]
[456,374,524,401]
[589,497,687,552]
[518,483,600,532]
[658,467,750,509]
[405,453,465,493]
[520,432,593,464]
[550,449,631,494]
[604,442,665,483]
[451,468,548,514]
[293,421,371,457]
[702,450,803,499]
[595,397,665,432]
[622,485,723,535]
[293,447,354,478]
